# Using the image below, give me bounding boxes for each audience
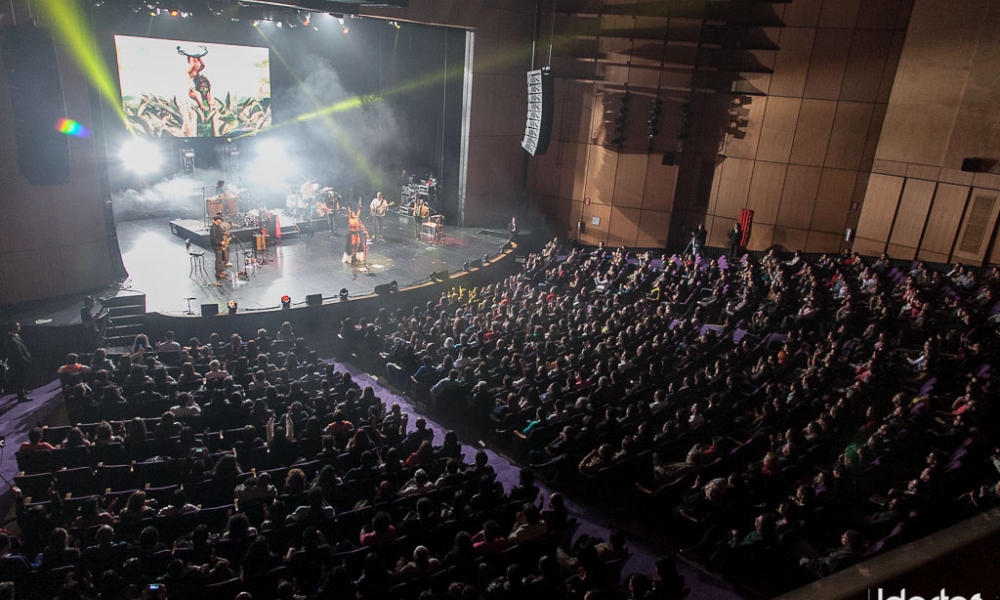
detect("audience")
[7,238,1000,600]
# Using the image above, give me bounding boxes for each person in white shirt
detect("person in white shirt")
[170,393,201,417]
[205,359,228,381]
[157,331,181,353]
[370,192,389,241]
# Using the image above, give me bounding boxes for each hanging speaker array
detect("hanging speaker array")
[521,68,553,157]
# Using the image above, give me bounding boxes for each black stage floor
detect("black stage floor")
[10,214,511,325]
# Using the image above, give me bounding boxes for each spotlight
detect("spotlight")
[296,11,310,27]
[227,300,238,315]
[280,294,291,309]
[169,9,179,17]
[390,280,398,292]
[483,253,490,264]
[463,261,469,271]
[339,288,349,301]
[121,138,162,175]
[276,20,282,28]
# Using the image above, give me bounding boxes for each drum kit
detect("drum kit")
[204,187,246,219]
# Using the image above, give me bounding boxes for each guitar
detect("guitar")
[371,199,394,218]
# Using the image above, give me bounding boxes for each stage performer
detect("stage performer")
[344,206,362,263]
[326,191,341,236]
[370,191,388,241]
[210,213,230,282]
[413,197,429,240]
[300,178,319,202]
[5,321,32,403]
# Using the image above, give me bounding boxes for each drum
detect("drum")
[224,196,238,216]
[206,196,223,216]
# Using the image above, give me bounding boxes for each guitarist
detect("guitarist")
[211,213,230,282]
[370,191,389,241]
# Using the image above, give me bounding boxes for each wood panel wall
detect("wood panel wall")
[856,0,1000,265]
[697,0,912,256]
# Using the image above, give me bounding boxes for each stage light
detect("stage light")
[390,280,398,292]
[280,295,291,309]
[483,253,490,264]
[169,9,179,17]
[227,300,238,315]
[296,11,310,27]
[275,20,282,28]
[463,261,469,271]
[339,288,349,301]
[121,138,162,174]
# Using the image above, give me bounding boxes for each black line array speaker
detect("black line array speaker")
[521,68,553,157]
[0,26,71,185]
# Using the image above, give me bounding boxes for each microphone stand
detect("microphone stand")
[232,233,252,281]
[202,187,209,230]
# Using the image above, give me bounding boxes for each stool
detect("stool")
[189,251,208,278]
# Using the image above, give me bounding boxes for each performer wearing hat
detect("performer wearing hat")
[210,213,230,282]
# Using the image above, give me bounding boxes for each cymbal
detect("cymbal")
[320,187,334,192]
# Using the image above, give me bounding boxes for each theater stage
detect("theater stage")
[128,213,510,314]
[4,214,512,333]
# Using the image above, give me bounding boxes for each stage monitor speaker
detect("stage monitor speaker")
[961,157,990,173]
[468,258,483,270]
[305,293,323,306]
[521,68,553,157]
[201,304,219,317]
[374,283,393,295]
[430,269,450,281]
[0,26,71,186]
[662,152,676,166]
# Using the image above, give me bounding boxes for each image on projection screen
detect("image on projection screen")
[115,35,271,138]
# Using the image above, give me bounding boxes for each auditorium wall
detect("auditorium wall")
[854,0,1000,266]
[521,0,915,254]
[0,11,116,306]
